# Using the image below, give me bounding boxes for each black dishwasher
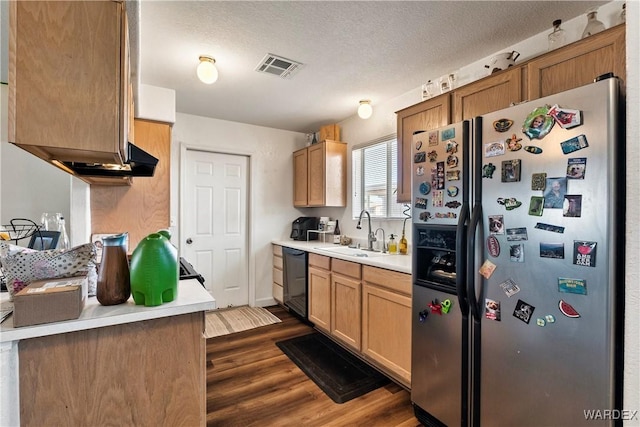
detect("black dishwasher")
[282,247,308,320]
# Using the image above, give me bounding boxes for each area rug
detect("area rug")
[276,332,390,404]
[204,306,281,338]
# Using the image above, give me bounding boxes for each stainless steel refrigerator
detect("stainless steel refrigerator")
[411,77,623,427]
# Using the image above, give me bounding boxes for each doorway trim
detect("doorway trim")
[179,142,256,307]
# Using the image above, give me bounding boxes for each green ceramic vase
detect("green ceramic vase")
[130,230,178,306]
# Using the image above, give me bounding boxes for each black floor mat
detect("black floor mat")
[276,332,390,404]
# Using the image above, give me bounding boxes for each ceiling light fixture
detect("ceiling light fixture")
[197,55,218,84]
[357,100,373,119]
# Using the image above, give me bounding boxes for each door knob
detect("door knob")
[186,238,193,244]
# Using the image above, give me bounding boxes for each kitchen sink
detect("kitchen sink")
[313,246,390,258]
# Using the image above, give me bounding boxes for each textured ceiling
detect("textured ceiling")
[138,1,607,133]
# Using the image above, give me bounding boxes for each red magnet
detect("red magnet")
[428,300,442,315]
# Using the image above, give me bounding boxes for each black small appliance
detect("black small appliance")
[290,217,320,241]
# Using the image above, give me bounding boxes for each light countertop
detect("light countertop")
[272,240,412,274]
[0,279,215,343]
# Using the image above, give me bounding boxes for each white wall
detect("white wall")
[170,113,306,306]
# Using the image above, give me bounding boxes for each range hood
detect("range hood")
[60,143,159,177]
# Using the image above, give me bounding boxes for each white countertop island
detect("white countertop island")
[0,279,215,427]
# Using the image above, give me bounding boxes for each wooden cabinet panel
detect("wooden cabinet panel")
[331,272,361,351]
[19,313,205,426]
[331,258,361,280]
[308,265,331,332]
[272,244,283,303]
[528,25,625,99]
[8,1,132,185]
[362,265,411,295]
[362,283,412,387]
[293,141,346,207]
[293,149,308,206]
[308,253,331,270]
[90,119,171,248]
[453,67,523,122]
[396,95,451,203]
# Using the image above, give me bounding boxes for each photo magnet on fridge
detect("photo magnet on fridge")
[506,227,528,241]
[558,277,587,295]
[528,196,544,216]
[522,106,554,140]
[428,131,438,146]
[535,222,565,233]
[479,260,497,279]
[531,173,547,190]
[485,141,506,158]
[566,158,587,179]
[510,244,524,262]
[543,177,567,209]
[540,242,565,259]
[441,127,456,141]
[414,197,427,209]
[414,151,426,163]
[573,241,597,267]
[485,299,501,321]
[513,299,535,324]
[432,190,444,207]
[488,215,505,235]
[563,195,582,217]
[501,159,521,182]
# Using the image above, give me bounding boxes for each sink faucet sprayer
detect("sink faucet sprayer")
[356,209,377,251]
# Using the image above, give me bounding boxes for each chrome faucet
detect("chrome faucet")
[356,209,376,251]
[375,228,386,253]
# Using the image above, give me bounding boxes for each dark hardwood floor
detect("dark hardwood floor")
[206,305,421,427]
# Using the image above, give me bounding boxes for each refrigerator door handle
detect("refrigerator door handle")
[467,202,484,320]
[456,202,470,315]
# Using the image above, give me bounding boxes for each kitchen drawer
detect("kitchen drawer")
[309,253,331,270]
[332,258,361,280]
[273,244,283,257]
[273,266,283,286]
[363,265,411,296]
[273,255,283,270]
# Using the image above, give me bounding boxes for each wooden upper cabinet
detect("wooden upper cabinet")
[293,140,347,207]
[8,1,132,185]
[527,24,625,99]
[395,95,451,203]
[452,67,523,122]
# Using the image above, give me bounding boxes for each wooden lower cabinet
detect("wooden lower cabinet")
[272,244,284,303]
[362,266,412,388]
[331,259,362,351]
[308,254,331,332]
[19,312,205,426]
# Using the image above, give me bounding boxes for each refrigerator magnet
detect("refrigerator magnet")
[428,300,442,315]
[447,155,459,167]
[487,236,500,257]
[522,106,554,140]
[441,299,452,314]
[506,134,522,151]
[447,170,461,181]
[428,131,438,146]
[414,151,426,163]
[419,211,432,222]
[524,146,543,154]
[509,244,524,263]
[416,165,425,176]
[488,215,505,234]
[497,197,522,210]
[573,241,597,267]
[482,163,496,178]
[560,134,589,154]
[566,158,587,179]
[428,150,438,162]
[501,159,521,182]
[445,200,461,209]
[513,299,536,324]
[485,141,505,157]
[441,127,456,141]
[548,104,583,129]
[506,227,528,241]
[531,173,547,190]
[447,186,459,197]
[563,195,582,217]
[445,140,458,154]
[414,197,427,209]
[540,242,565,259]
[543,177,567,209]
[493,118,514,133]
[558,277,588,295]
[415,139,423,151]
[499,278,521,297]
[479,260,497,279]
[534,222,565,233]
[558,300,581,318]
[419,181,431,195]
[536,318,547,327]
[528,197,544,216]
[545,314,556,323]
[432,190,444,207]
[485,299,501,321]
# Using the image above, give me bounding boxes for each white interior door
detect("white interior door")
[183,149,249,308]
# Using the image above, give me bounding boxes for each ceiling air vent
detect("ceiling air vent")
[255,53,303,79]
